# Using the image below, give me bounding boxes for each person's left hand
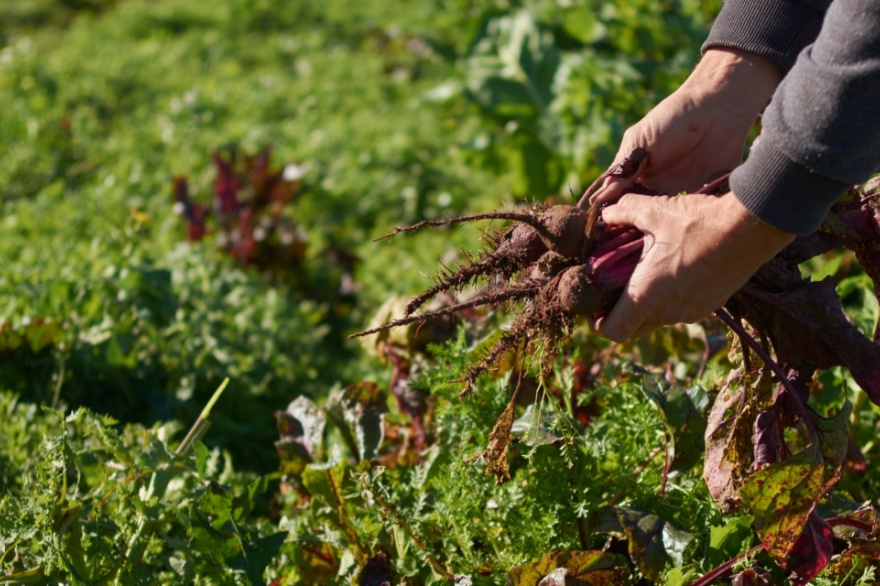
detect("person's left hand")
[593,191,796,342]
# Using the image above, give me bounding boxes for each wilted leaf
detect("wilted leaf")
[477,383,520,486]
[828,501,880,541]
[358,296,459,362]
[507,550,624,586]
[536,567,567,586]
[703,367,773,513]
[739,442,836,562]
[822,541,880,579]
[752,404,783,469]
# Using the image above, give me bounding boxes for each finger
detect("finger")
[593,288,649,343]
[600,193,667,230]
[590,174,637,206]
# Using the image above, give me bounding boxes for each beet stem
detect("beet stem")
[589,238,644,275]
[714,308,818,435]
[689,544,764,586]
[693,172,732,195]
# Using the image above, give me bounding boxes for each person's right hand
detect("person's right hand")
[593,48,783,205]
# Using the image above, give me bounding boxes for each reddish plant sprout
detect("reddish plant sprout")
[173,146,309,277]
[212,150,241,214]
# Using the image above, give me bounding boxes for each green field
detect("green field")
[2,1,879,584]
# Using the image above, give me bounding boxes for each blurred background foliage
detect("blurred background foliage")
[0,0,719,469]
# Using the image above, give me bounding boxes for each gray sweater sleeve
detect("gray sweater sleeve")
[703,0,832,73]
[706,0,880,234]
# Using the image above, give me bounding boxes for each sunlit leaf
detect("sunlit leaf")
[507,550,624,586]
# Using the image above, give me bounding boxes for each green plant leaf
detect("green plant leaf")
[616,508,694,580]
[339,382,387,462]
[633,366,709,476]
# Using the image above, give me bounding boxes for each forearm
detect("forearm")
[685,48,782,124]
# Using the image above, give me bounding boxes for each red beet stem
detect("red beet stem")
[590,228,642,259]
[588,237,644,276]
[693,172,732,195]
[595,251,640,290]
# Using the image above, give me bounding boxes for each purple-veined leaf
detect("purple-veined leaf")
[785,512,833,586]
[738,403,848,565]
[734,260,880,404]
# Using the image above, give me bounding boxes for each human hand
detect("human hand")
[592,49,782,204]
[593,191,795,342]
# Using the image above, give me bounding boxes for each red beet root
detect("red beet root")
[533,205,588,258]
[557,265,614,317]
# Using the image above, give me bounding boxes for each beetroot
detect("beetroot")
[557,265,614,317]
[352,152,652,394]
[532,205,588,258]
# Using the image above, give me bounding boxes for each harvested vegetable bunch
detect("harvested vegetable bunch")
[351,148,650,395]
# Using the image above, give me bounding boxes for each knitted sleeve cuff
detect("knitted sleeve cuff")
[702,0,830,73]
[730,135,849,235]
